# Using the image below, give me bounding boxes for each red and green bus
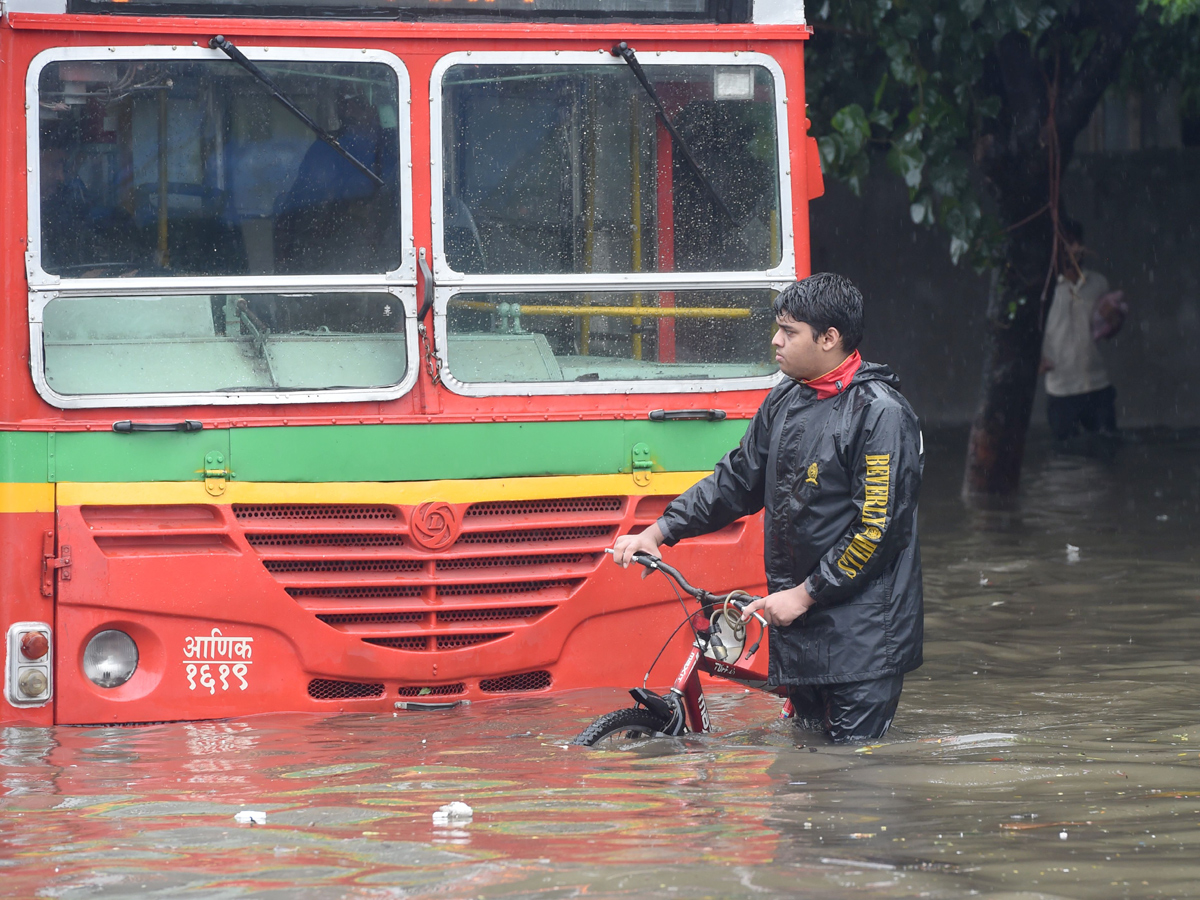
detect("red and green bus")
[0,0,820,725]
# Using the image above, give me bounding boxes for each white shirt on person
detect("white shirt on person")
[1042,269,1111,398]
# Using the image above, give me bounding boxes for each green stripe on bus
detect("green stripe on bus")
[0,432,50,482]
[2,420,749,484]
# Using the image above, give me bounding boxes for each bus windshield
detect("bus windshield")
[437,57,785,390]
[439,61,782,275]
[36,56,403,278]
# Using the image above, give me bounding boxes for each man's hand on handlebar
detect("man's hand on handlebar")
[740,583,815,627]
[610,523,664,568]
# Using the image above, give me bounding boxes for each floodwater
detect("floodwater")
[3,428,1200,900]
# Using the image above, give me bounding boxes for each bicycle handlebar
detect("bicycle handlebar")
[608,549,769,629]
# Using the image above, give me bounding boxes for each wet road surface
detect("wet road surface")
[3,429,1199,899]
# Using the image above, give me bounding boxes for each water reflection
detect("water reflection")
[1,429,1198,898]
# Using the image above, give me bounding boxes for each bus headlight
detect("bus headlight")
[83,630,139,688]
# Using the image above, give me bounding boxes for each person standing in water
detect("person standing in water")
[611,273,924,743]
[1041,221,1127,452]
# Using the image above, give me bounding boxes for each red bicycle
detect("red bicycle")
[573,552,788,746]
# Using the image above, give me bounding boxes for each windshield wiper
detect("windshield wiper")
[611,41,735,224]
[232,298,280,389]
[209,35,384,189]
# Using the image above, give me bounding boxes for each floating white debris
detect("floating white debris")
[924,732,1019,748]
[1066,544,1080,564]
[234,810,266,825]
[1059,831,1068,840]
[432,801,473,825]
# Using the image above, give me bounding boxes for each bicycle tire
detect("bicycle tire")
[572,706,674,747]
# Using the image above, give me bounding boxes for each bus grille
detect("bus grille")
[480,671,552,693]
[365,633,509,651]
[308,679,386,700]
[236,504,398,521]
[236,499,625,647]
[395,683,466,697]
[77,494,698,701]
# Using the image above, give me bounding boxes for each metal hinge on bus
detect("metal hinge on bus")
[41,531,71,597]
[204,451,229,496]
[631,442,653,487]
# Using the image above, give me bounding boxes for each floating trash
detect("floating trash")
[432,801,473,825]
[234,810,266,825]
[924,733,1019,748]
[1066,544,1080,564]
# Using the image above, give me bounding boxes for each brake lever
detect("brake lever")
[630,551,660,570]
[726,596,768,629]
[722,596,768,659]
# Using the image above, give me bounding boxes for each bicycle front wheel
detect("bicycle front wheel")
[572,706,674,747]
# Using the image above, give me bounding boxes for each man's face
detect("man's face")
[771,313,839,381]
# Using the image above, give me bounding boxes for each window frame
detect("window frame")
[429,50,793,396]
[25,44,415,290]
[429,50,796,287]
[25,45,417,409]
[29,286,420,409]
[433,280,788,397]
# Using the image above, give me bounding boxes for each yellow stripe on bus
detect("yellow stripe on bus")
[56,472,711,507]
[0,483,55,513]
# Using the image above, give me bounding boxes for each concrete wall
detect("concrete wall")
[809,148,1200,428]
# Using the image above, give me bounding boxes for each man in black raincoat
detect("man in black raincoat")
[611,273,923,743]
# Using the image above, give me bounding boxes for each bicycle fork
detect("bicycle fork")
[672,645,711,733]
[628,644,709,736]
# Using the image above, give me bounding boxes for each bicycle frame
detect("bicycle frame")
[670,639,784,734]
[619,551,788,735]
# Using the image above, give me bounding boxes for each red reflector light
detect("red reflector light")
[21,632,49,660]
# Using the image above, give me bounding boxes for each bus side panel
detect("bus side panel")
[0,430,56,723]
[0,508,56,726]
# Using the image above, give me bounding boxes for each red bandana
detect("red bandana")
[803,350,862,400]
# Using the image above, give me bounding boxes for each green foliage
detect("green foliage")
[1124,3,1200,118]
[1148,0,1200,23]
[806,0,1198,272]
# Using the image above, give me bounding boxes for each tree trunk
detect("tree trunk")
[962,3,1137,501]
[963,220,1054,499]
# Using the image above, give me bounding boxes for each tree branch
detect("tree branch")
[1055,0,1141,148]
[992,32,1051,159]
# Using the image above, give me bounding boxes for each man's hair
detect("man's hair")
[1059,215,1084,245]
[772,272,865,352]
